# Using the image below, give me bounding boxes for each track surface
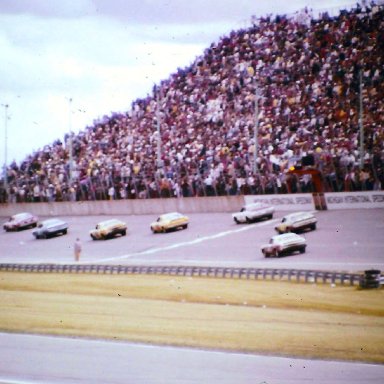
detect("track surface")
[1,209,383,383]
[1,209,383,271]
[1,333,383,384]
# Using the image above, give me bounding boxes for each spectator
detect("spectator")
[1,3,383,202]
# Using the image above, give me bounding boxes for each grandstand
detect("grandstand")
[1,2,383,203]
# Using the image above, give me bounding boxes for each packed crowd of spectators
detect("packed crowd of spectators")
[1,2,383,203]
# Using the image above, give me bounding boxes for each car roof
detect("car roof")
[12,212,33,219]
[272,233,302,241]
[244,202,269,209]
[98,219,124,226]
[284,211,313,219]
[160,212,184,219]
[41,218,64,225]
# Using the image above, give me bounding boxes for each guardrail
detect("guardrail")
[0,263,363,286]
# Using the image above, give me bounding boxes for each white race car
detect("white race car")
[275,211,317,234]
[261,233,307,258]
[232,202,274,224]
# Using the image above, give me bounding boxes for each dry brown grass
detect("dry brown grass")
[1,272,383,363]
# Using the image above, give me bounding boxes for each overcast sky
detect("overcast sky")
[0,0,357,167]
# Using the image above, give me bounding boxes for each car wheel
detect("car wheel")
[300,247,306,254]
[182,224,188,229]
[121,230,126,236]
[311,223,317,230]
[91,234,96,240]
[63,229,68,235]
[234,218,240,224]
[246,217,252,223]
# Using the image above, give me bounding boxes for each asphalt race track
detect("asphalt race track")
[0,208,383,383]
[1,333,384,384]
[0,209,383,271]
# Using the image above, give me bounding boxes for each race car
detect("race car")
[232,202,274,224]
[3,212,39,231]
[90,219,127,240]
[150,212,189,233]
[261,233,307,258]
[32,218,68,239]
[275,211,317,234]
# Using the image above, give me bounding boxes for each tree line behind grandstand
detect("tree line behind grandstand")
[0,2,383,203]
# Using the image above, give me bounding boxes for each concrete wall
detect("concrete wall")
[324,191,384,209]
[244,193,315,211]
[0,196,246,217]
[1,191,383,217]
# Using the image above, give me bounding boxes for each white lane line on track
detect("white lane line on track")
[24,219,277,265]
[96,218,279,263]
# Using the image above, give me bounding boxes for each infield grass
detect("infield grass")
[0,272,383,363]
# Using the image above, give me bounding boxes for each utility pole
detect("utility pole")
[247,66,260,175]
[254,82,260,175]
[1,103,9,202]
[359,70,364,170]
[155,87,163,174]
[68,97,74,185]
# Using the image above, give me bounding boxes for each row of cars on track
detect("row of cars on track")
[1,211,190,240]
[2,212,69,239]
[2,204,317,258]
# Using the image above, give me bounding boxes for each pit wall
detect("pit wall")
[0,191,383,217]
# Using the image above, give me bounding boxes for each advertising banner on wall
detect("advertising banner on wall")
[244,193,315,211]
[325,191,384,209]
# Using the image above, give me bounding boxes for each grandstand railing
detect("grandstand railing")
[0,263,362,286]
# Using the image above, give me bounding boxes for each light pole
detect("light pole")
[247,66,260,175]
[253,82,260,175]
[1,103,9,202]
[67,97,74,185]
[359,70,364,170]
[155,86,163,174]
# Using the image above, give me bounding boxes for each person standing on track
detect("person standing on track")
[74,238,82,262]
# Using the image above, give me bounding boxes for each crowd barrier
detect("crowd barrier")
[0,192,383,217]
[0,263,363,286]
